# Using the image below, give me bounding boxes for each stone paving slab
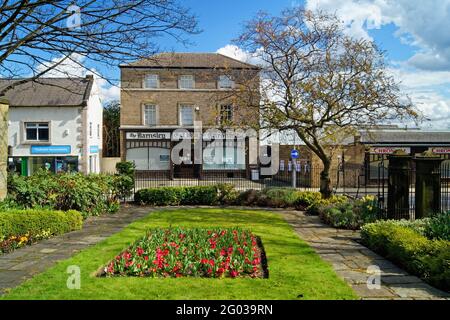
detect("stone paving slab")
[0,205,153,296]
[281,210,450,300]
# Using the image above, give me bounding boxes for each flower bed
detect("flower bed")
[102,227,267,279]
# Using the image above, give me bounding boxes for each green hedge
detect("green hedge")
[0,209,83,240]
[7,170,122,217]
[361,220,450,292]
[135,186,219,206]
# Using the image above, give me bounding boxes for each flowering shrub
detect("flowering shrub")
[103,227,266,278]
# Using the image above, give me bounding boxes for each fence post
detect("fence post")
[387,151,411,220]
[413,151,443,219]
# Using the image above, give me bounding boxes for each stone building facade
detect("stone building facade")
[120,53,260,178]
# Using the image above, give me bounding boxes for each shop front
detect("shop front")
[8,145,79,176]
[123,129,251,179]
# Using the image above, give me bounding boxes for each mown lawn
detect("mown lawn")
[1,208,357,300]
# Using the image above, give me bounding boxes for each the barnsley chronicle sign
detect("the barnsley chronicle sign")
[126,132,171,140]
[370,147,411,154]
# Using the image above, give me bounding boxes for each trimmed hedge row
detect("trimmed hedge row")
[0,209,83,240]
[361,220,450,292]
[135,186,219,206]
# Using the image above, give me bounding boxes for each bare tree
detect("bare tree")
[237,8,419,197]
[0,0,199,95]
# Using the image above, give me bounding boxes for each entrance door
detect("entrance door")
[173,148,199,178]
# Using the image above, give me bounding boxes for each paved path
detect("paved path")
[0,205,152,295]
[281,210,450,300]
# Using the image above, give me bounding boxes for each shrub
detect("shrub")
[0,209,83,254]
[306,194,348,215]
[134,186,218,206]
[236,189,261,206]
[361,221,450,292]
[115,161,135,200]
[424,211,450,241]
[293,191,322,211]
[7,170,121,218]
[259,188,299,208]
[216,184,239,205]
[319,201,360,230]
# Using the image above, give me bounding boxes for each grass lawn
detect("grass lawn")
[1,208,357,300]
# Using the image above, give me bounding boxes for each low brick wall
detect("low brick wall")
[0,98,8,200]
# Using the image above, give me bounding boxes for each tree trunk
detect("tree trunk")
[320,159,332,199]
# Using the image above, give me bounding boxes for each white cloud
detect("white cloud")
[305,0,450,71]
[35,54,120,102]
[216,44,262,65]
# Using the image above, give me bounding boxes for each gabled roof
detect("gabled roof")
[121,52,260,70]
[0,76,94,107]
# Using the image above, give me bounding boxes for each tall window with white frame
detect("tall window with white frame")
[178,75,194,89]
[179,105,194,126]
[144,104,157,126]
[144,74,159,89]
[25,122,49,141]
[89,122,93,138]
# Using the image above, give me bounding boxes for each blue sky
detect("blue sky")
[48,0,450,129]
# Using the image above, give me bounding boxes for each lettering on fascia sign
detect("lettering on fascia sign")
[370,147,411,155]
[126,132,170,140]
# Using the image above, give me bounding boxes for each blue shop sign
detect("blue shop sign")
[31,145,71,154]
[90,145,99,153]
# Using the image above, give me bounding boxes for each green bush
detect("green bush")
[0,209,82,243]
[7,170,121,218]
[293,191,322,210]
[135,186,219,206]
[361,221,450,292]
[306,194,348,215]
[236,189,261,206]
[216,184,239,205]
[115,161,135,200]
[319,201,360,229]
[257,188,299,208]
[425,211,450,241]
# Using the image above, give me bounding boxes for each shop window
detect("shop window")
[29,157,78,175]
[126,147,170,170]
[25,122,49,142]
[179,105,194,126]
[203,144,245,170]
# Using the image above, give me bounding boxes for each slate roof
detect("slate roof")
[360,130,450,144]
[0,76,94,107]
[121,53,260,70]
